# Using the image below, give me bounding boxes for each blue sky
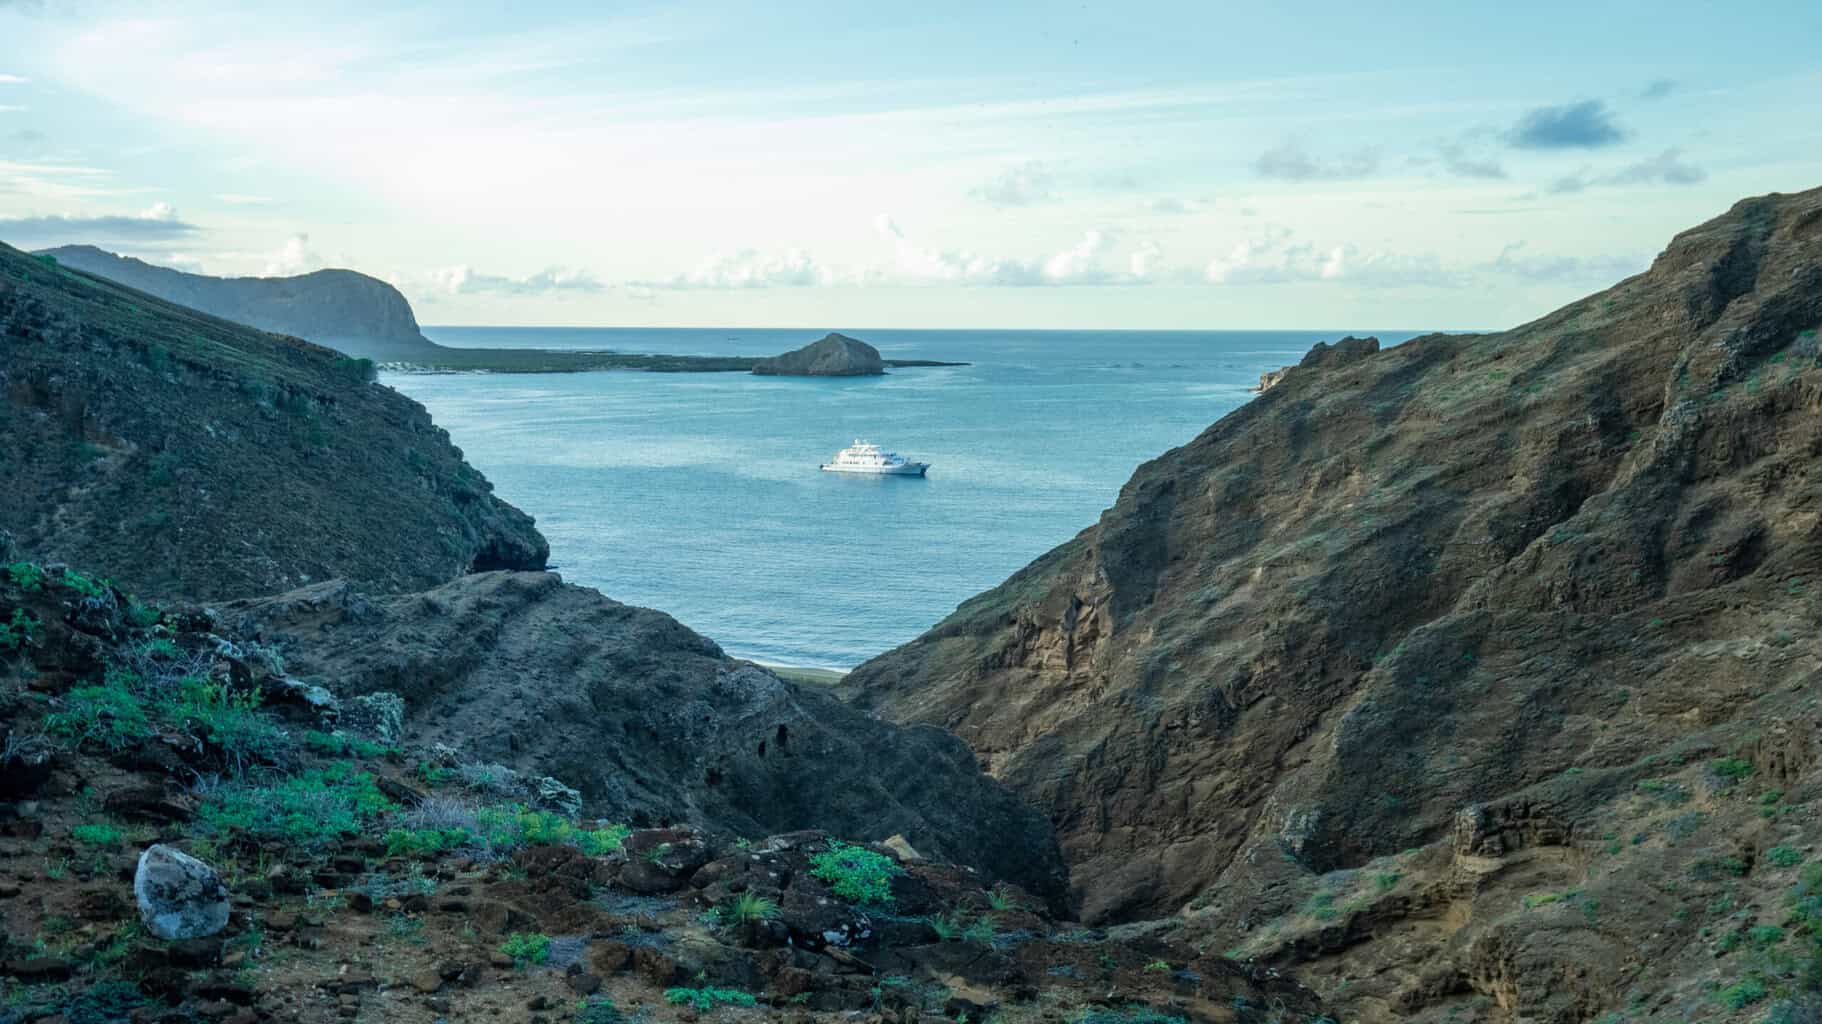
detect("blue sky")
[1,0,1818,329]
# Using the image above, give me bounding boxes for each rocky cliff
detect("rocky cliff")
[843,188,1822,1021]
[39,246,440,362]
[224,569,1070,907]
[0,241,548,600]
[752,333,885,376]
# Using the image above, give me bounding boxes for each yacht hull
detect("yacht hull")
[819,462,929,476]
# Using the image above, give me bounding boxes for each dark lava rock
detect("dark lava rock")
[228,569,1068,909]
[0,240,548,600]
[751,333,884,376]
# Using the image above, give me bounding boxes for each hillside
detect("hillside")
[842,187,1822,1022]
[40,246,438,362]
[0,240,548,600]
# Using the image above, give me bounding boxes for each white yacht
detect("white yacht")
[819,440,930,476]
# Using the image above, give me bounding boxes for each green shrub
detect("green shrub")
[500,931,551,967]
[1769,846,1805,868]
[166,677,289,774]
[663,987,756,1011]
[72,822,125,847]
[928,912,965,941]
[0,608,41,651]
[124,600,161,628]
[1067,1008,1187,1024]
[573,824,632,856]
[1374,871,1401,892]
[58,568,107,598]
[1718,977,1768,1009]
[304,730,391,759]
[384,827,473,857]
[1304,890,1338,920]
[728,892,779,923]
[1523,890,1577,910]
[1712,758,1756,783]
[6,561,46,592]
[810,839,902,907]
[1751,925,1786,946]
[46,681,153,751]
[574,997,629,1024]
[198,763,394,849]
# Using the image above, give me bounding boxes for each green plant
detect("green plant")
[167,676,289,774]
[58,568,107,598]
[1718,977,1768,1009]
[1712,758,1756,783]
[809,839,902,907]
[574,824,631,856]
[985,888,1024,912]
[574,996,630,1024]
[1523,890,1577,910]
[304,730,391,759]
[46,681,152,752]
[960,916,998,944]
[500,931,552,967]
[1142,959,1170,973]
[1067,1008,1187,1024]
[727,892,779,923]
[928,912,965,941]
[1769,846,1805,868]
[6,561,46,592]
[1374,871,1401,892]
[663,987,756,1011]
[1304,890,1338,920]
[0,608,40,652]
[1751,925,1786,946]
[198,763,395,849]
[72,822,124,847]
[385,826,473,858]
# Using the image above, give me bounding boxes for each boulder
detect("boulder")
[752,333,884,376]
[340,692,405,745]
[134,845,230,940]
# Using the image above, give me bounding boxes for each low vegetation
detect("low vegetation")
[809,839,902,906]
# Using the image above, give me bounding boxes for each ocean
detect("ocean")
[384,327,1424,670]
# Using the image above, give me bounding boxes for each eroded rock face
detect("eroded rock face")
[751,333,884,376]
[0,240,548,601]
[838,187,1822,1013]
[226,570,1070,909]
[134,845,229,940]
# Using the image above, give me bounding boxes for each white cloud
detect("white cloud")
[1130,240,1161,279]
[658,247,834,289]
[1205,226,1459,287]
[1254,141,1379,182]
[0,202,200,244]
[1484,242,1645,283]
[0,75,29,85]
[262,233,321,275]
[414,263,605,296]
[970,160,1055,207]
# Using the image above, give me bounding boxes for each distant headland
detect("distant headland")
[34,246,966,375]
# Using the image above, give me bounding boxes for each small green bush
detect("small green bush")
[1719,977,1768,1009]
[198,763,394,849]
[72,822,125,847]
[58,568,107,598]
[46,681,153,752]
[1523,890,1577,910]
[809,839,902,907]
[384,827,473,857]
[6,561,46,592]
[0,608,41,651]
[500,931,551,967]
[574,996,629,1024]
[166,677,289,774]
[1374,871,1402,892]
[928,912,965,941]
[728,892,779,923]
[1769,846,1805,868]
[663,987,756,1011]
[1712,758,1756,783]
[304,730,391,759]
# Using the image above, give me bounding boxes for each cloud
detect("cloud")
[0,202,200,245]
[969,160,1056,207]
[0,105,26,113]
[1639,79,1677,101]
[1129,240,1161,279]
[1436,142,1507,180]
[656,247,833,289]
[1543,148,1706,194]
[1507,99,1627,150]
[1484,242,1646,283]
[1204,226,1460,287]
[257,234,320,275]
[874,215,1145,287]
[417,263,605,296]
[1254,141,1378,182]
[0,74,26,85]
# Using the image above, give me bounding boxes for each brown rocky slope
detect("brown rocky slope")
[0,241,548,600]
[843,188,1822,1021]
[223,569,1070,907]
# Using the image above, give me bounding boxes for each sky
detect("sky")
[0,0,1818,330]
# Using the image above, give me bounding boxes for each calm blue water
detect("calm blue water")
[385,328,1424,669]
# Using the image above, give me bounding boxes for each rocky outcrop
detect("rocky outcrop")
[752,333,885,376]
[225,570,1070,908]
[0,240,548,600]
[39,246,440,362]
[1255,335,1380,392]
[134,846,230,940]
[841,188,1822,1018]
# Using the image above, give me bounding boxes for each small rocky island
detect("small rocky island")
[751,332,884,376]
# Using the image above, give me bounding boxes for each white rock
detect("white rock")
[134,845,229,940]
